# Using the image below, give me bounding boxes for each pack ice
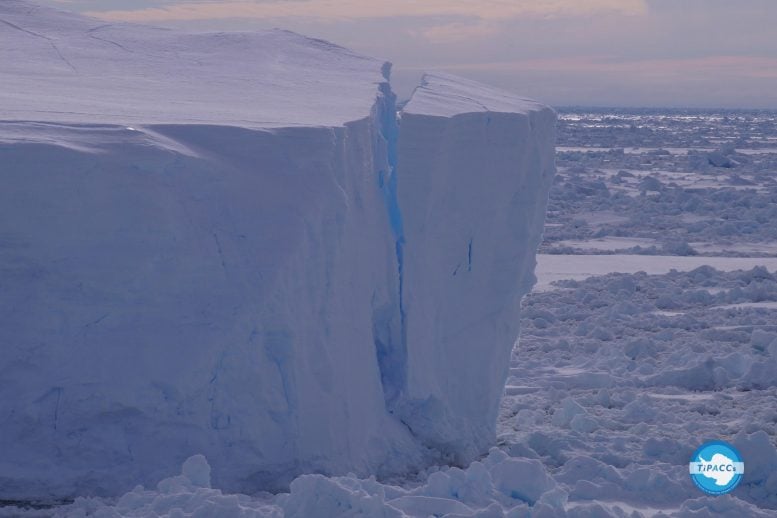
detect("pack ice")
[0,0,556,500]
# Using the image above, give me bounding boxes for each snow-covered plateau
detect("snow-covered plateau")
[0,0,556,511]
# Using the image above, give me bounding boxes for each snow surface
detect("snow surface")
[403,73,548,118]
[0,1,555,503]
[0,0,386,128]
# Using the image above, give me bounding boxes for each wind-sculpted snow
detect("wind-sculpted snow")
[0,1,555,503]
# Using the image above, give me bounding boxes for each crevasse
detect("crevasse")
[375,69,408,409]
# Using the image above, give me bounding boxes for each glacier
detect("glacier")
[0,0,556,501]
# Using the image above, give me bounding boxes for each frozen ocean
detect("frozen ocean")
[2,1,777,517]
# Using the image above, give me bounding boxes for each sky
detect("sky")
[42,0,777,108]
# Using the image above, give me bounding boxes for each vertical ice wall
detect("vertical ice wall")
[0,113,423,499]
[391,73,557,462]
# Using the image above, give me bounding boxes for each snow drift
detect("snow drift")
[0,0,555,500]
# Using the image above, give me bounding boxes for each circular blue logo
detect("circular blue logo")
[689,441,744,495]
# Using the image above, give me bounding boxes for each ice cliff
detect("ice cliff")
[0,0,556,500]
[394,74,556,461]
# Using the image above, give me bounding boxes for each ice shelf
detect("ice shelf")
[0,1,556,500]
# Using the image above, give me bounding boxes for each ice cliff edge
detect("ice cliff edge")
[0,0,556,499]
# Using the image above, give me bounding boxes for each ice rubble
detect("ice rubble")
[0,0,555,501]
[504,266,777,515]
[51,451,565,517]
[31,435,777,517]
[547,110,777,258]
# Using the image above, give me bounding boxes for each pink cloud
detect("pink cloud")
[86,0,648,22]
[421,22,500,44]
[437,55,777,80]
